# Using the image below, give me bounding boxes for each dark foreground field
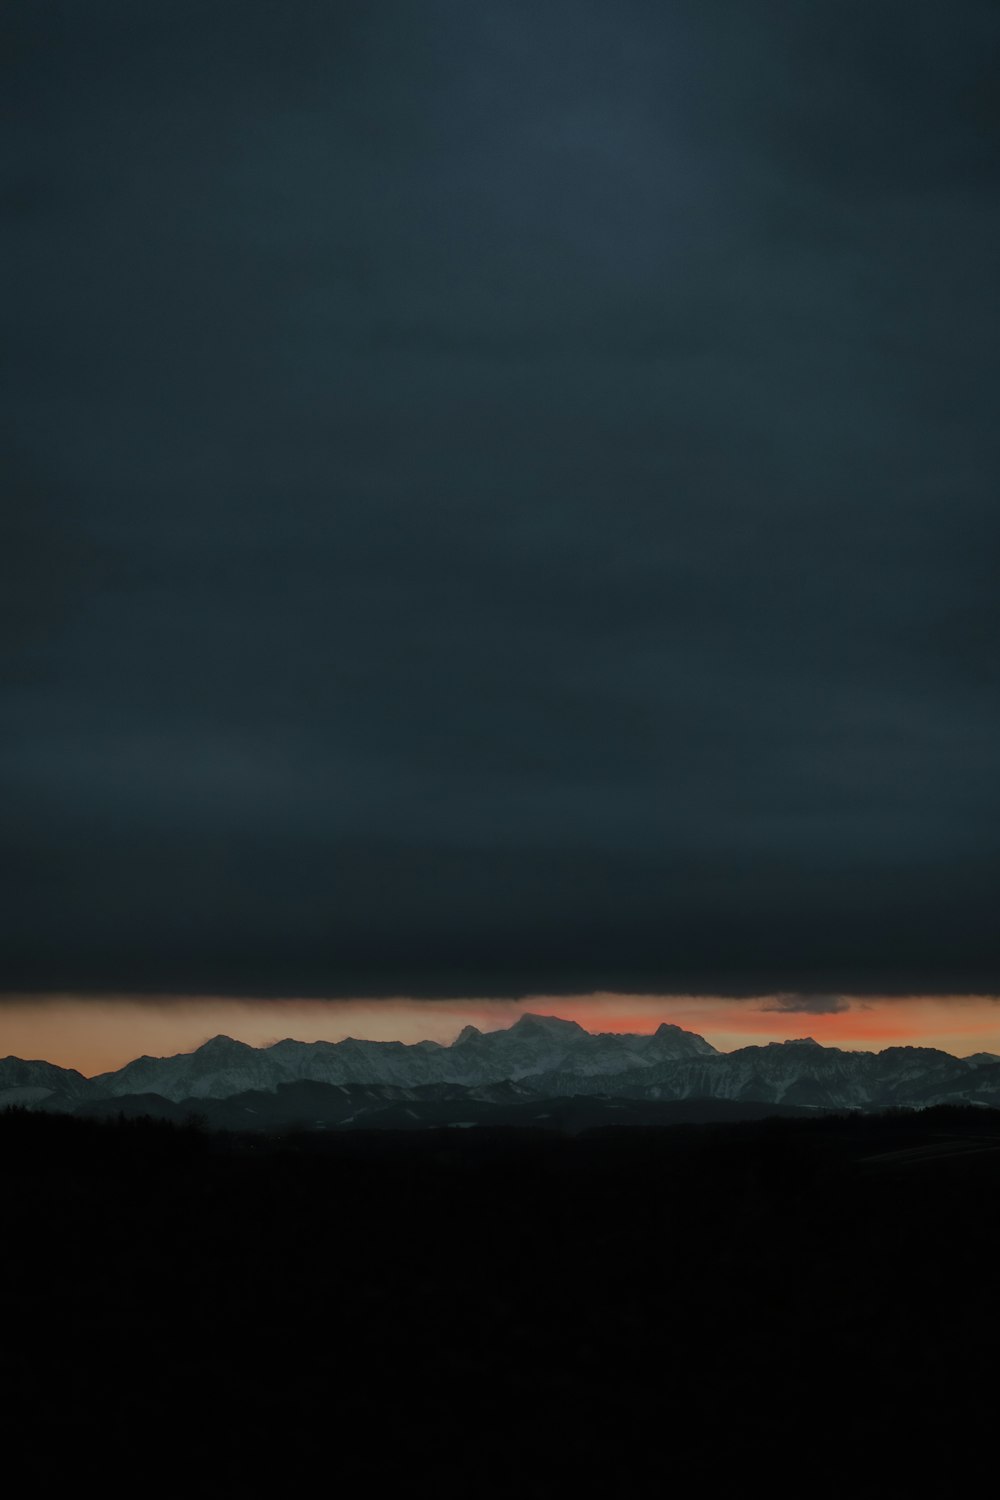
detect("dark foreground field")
[4,1105,1000,1492]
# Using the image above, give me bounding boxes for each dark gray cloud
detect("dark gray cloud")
[2,2,999,997]
[760,995,851,1016]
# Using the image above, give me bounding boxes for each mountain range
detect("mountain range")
[3,1013,1000,1131]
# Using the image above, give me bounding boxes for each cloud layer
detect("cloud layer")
[2,2,999,997]
[760,995,851,1016]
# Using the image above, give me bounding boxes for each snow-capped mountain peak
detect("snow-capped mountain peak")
[454,1025,483,1045]
[508,1013,587,1037]
[197,1034,255,1056]
[14,1015,1000,1116]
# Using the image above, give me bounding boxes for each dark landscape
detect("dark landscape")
[6,1017,1000,1488]
[5,1099,1000,1492]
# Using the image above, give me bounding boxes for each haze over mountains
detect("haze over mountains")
[4,1014,1000,1131]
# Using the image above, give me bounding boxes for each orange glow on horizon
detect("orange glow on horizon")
[1,993,999,1075]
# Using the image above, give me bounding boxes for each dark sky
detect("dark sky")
[2,1,999,999]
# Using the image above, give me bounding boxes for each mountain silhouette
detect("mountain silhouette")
[5,1016,1000,1123]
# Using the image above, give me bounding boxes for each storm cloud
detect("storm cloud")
[2,2,999,997]
[760,995,852,1016]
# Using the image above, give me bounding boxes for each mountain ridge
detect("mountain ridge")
[5,1015,1000,1119]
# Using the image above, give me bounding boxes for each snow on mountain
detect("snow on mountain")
[88,1014,718,1101]
[526,1039,1000,1111]
[8,1018,1000,1115]
[0,1055,94,1106]
[92,1035,280,1101]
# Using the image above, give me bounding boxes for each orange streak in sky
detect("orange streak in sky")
[0,993,998,1075]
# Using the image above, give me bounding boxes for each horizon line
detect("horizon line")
[6,1010,1000,1080]
[2,993,999,1076]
